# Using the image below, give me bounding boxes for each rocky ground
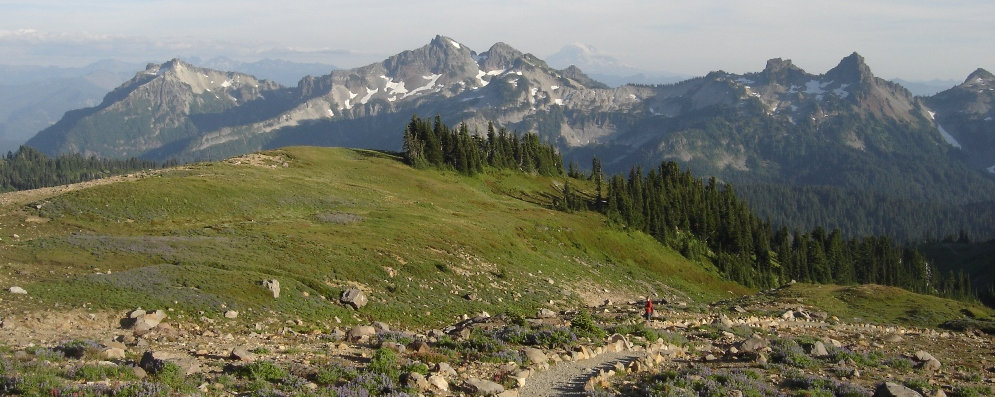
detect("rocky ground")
[1,288,993,397]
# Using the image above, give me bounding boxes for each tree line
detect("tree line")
[0,146,169,192]
[402,115,562,176]
[582,160,975,300]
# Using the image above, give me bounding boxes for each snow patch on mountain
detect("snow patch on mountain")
[988,164,995,174]
[935,122,962,148]
[404,74,442,98]
[360,87,378,105]
[833,83,850,98]
[449,39,461,49]
[803,80,831,96]
[381,75,408,101]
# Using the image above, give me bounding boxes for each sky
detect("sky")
[0,0,992,81]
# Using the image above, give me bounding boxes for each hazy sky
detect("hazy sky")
[0,0,991,81]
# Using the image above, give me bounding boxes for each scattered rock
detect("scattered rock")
[8,286,27,294]
[372,321,390,332]
[921,357,942,372]
[230,346,256,362]
[738,335,768,353]
[537,308,556,318]
[913,350,936,362]
[347,325,376,342]
[340,288,367,310]
[126,309,167,332]
[756,353,768,366]
[101,347,126,360]
[810,341,829,357]
[465,378,505,395]
[781,310,795,320]
[522,346,547,365]
[407,340,431,354]
[404,372,430,391]
[261,279,280,299]
[139,350,201,375]
[434,362,458,378]
[873,381,923,397]
[927,389,947,397]
[428,374,449,391]
[224,310,239,319]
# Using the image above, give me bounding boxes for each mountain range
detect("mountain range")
[20,35,995,239]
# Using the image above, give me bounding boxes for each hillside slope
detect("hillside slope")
[0,146,745,327]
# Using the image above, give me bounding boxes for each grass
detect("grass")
[764,283,995,328]
[0,147,743,328]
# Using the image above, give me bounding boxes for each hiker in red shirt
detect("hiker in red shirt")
[644,297,654,321]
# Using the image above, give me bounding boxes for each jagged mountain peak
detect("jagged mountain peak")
[964,68,994,85]
[763,58,800,73]
[826,52,874,84]
[478,42,525,71]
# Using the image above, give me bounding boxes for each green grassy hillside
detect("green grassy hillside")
[0,147,746,328]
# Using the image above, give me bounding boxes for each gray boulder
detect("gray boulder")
[404,372,430,391]
[810,341,829,357]
[347,325,376,342]
[522,347,547,365]
[261,279,280,298]
[8,286,27,294]
[230,346,256,362]
[127,309,166,332]
[873,382,923,397]
[913,350,935,362]
[921,357,941,372]
[737,335,768,353]
[340,288,368,310]
[139,351,200,375]
[465,378,505,395]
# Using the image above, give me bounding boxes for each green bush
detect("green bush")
[368,348,398,377]
[570,310,607,340]
[238,361,287,383]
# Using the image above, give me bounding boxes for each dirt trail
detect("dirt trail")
[519,350,645,397]
[0,174,142,209]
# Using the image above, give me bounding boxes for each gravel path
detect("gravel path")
[518,350,645,397]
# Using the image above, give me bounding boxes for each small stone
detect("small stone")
[224,310,239,319]
[537,308,556,318]
[7,286,27,294]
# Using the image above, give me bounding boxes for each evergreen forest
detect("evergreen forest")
[401,115,983,306]
[0,146,166,192]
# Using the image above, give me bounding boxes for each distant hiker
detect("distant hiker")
[644,298,654,321]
